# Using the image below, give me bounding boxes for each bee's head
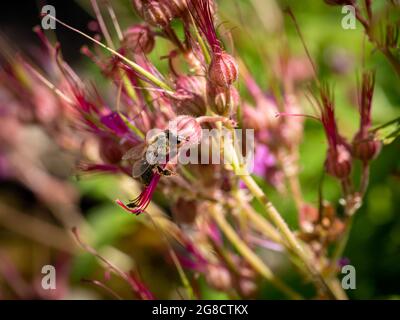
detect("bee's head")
[167,116,203,146]
[176,134,190,147]
[164,129,188,147]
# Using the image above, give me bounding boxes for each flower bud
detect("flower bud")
[352,132,382,163]
[168,115,202,145]
[175,89,207,117]
[208,51,239,87]
[123,24,155,54]
[205,265,232,291]
[325,144,352,179]
[207,84,239,116]
[176,75,206,94]
[238,278,258,298]
[143,1,175,28]
[174,76,207,116]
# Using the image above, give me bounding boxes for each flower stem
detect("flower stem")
[240,175,302,253]
[210,206,302,300]
[233,192,282,244]
[278,150,304,215]
[219,122,343,298]
[240,173,341,299]
[380,48,400,79]
[147,215,195,299]
[329,216,354,279]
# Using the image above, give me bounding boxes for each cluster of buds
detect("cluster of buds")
[316,73,382,213]
[188,0,239,116]
[70,0,246,218]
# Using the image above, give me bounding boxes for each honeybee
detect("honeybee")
[123,129,187,186]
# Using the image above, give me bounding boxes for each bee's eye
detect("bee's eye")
[176,136,185,145]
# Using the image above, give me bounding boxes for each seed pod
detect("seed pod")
[238,278,258,298]
[325,144,352,179]
[352,132,381,163]
[205,265,232,292]
[168,115,203,145]
[176,75,206,94]
[175,89,207,117]
[123,24,155,54]
[207,84,239,116]
[143,1,174,28]
[208,51,239,87]
[174,76,207,116]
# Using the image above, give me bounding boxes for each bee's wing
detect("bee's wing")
[122,143,146,161]
[131,158,151,178]
[152,133,170,155]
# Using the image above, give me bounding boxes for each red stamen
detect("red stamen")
[116,173,161,215]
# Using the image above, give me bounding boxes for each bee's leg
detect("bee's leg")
[127,201,137,208]
[156,166,173,176]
